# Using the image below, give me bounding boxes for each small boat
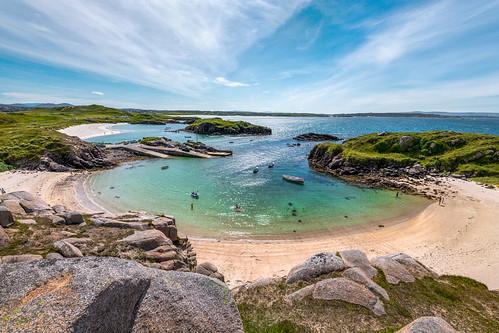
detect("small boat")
[268,162,275,168]
[283,175,304,184]
[191,191,199,199]
[253,167,259,174]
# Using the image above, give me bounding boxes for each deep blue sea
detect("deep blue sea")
[86,116,499,238]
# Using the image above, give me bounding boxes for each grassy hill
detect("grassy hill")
[236,273,499,332]
[309,131,499,184]
[0,105,175,169]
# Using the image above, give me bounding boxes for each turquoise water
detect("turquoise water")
[87,116,499,238]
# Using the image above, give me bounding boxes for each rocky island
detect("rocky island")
[184,118,272,135]
[293,132,340,141]
[309,131,499,191]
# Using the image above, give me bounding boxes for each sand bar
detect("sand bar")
[1,170,498,290]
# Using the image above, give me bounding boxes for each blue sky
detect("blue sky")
[1,0,499,113]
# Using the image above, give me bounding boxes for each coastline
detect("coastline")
[1,169,498,290]
[57,123,125,139]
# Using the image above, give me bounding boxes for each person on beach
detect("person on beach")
[396,192,399,198]
[191,203,194,210]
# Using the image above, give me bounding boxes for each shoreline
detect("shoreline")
[1,169,498,289]
[57,123,125,139]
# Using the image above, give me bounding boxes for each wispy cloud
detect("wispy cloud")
[214,77,251,88]
[0,0,308,96]
[91,91,104,96]
[275,0,499,113]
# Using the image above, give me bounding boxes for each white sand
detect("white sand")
[1,171,498,290]
[58,123,124,139]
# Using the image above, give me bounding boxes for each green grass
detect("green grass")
[312,131,499,184]
[0,105,176,168]
[236,272,499,333]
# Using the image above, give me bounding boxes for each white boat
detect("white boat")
[191,191,199,199]
[282,175,304,184]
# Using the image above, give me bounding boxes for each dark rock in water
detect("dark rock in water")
[0,206,14,227]
[0,257,243,333]
[293,133,340,141]
[396,316,458,333]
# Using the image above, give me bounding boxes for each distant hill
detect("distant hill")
[0,103,73,111]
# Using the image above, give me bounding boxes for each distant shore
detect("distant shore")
[1,169,498,290]
[57,123,125,139]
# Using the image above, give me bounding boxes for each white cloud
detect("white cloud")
[214,77,251,88]
[0,1,308,96]
[273,0,499,113]
[91,91,104,96]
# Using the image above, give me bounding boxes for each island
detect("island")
[308,131,499,186]
[184,118,272,135]
[293,132,340,141]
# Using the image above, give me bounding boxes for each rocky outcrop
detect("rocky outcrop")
[118,229,171,251]
[342,267,389,300]
[2,191,51,213]
[62,211,84,225]
[286,252,345,284]
[196,262,225,282]
[397,316,458,333]
[0,225,9,247]
[313,278,385,316]
[371,256,416,284]
[184,118,272,135]
[53,239,84,258]
[0,206,14,227]
[293,133,340,141]
[0,257,243,333]
[0,254,43,264]
[339,249,377,278]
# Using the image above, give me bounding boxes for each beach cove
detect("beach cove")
[2,115,498,289]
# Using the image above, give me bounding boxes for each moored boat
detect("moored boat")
[282,175,304,184]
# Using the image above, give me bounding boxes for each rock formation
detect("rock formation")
[293,133,340,141]
[0,257,243,333]
[184,118,272,135]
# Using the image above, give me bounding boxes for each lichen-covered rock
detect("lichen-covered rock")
[284,285,315,305]
[46,252,64,260]
[396,316,458,333]
[339,249,377,278]
[0,257,243,332]
[388,253,437,279]
[0,254,43,264]
[286,252,344,284]
[0,206,14,227]
[0,225,9,247]
[63,211,84,225]
[0,199,26,216]
[4,191,51,213]
[342,267,389,300]
[312,277,385,316]
[91,216,148,230]
[53,240,83,258]
[118,229,171,251]
[371,256,415,284]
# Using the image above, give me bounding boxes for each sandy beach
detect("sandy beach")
[57,123,124,139]
[1,169,498,290]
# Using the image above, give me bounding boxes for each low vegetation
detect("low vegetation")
[236,273,499,333]
[0,105,176,169]
[184,118,272,135]
[311,131,499,184]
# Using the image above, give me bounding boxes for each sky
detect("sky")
[0,0,499,113]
